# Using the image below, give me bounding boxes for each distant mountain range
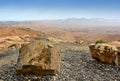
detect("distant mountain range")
[0,18,120,26]
[0,21,19,26]
[57,18,120,25]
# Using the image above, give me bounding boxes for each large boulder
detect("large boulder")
[89,43,120,65]
[16,40,61,76]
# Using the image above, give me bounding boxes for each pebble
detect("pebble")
[0,80,4,81]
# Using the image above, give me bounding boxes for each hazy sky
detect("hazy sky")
[0,0,120,21]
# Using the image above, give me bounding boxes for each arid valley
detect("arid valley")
[0,19,120,43]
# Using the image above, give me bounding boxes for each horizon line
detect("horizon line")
[0,17,120,22]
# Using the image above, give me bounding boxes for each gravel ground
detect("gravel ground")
[0,42,120,81]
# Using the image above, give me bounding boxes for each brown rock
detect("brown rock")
[115,47,120,66]
[89,44,118,64]
[0,36,30,55]
[0,36,30,49]
[16,40,61,76]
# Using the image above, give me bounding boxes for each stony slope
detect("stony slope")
[0,42,120,81]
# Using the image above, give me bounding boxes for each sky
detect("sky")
[0,0,120,21]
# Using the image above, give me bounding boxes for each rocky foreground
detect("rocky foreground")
[0,41,120,81]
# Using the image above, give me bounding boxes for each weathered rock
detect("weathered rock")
[0,36,31,48]
[0,36,30,56]
[115,47,120,65]
[16,40,61,76]
[89,43,120,65]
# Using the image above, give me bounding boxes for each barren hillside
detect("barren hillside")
[0,26,48,39]
[15,21,120,43]
[0,20,120,43]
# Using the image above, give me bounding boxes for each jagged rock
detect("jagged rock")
[16,40,61,76]
[89,43,120,65]
[0,36,30,48]
[115,47,120,65]
[110,41,120,65]
[0,36,30,56]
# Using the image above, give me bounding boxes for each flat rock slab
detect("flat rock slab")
[16,40,61,76]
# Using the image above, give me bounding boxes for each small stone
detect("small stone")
[62,77,67,80]
[0,79,4,81]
